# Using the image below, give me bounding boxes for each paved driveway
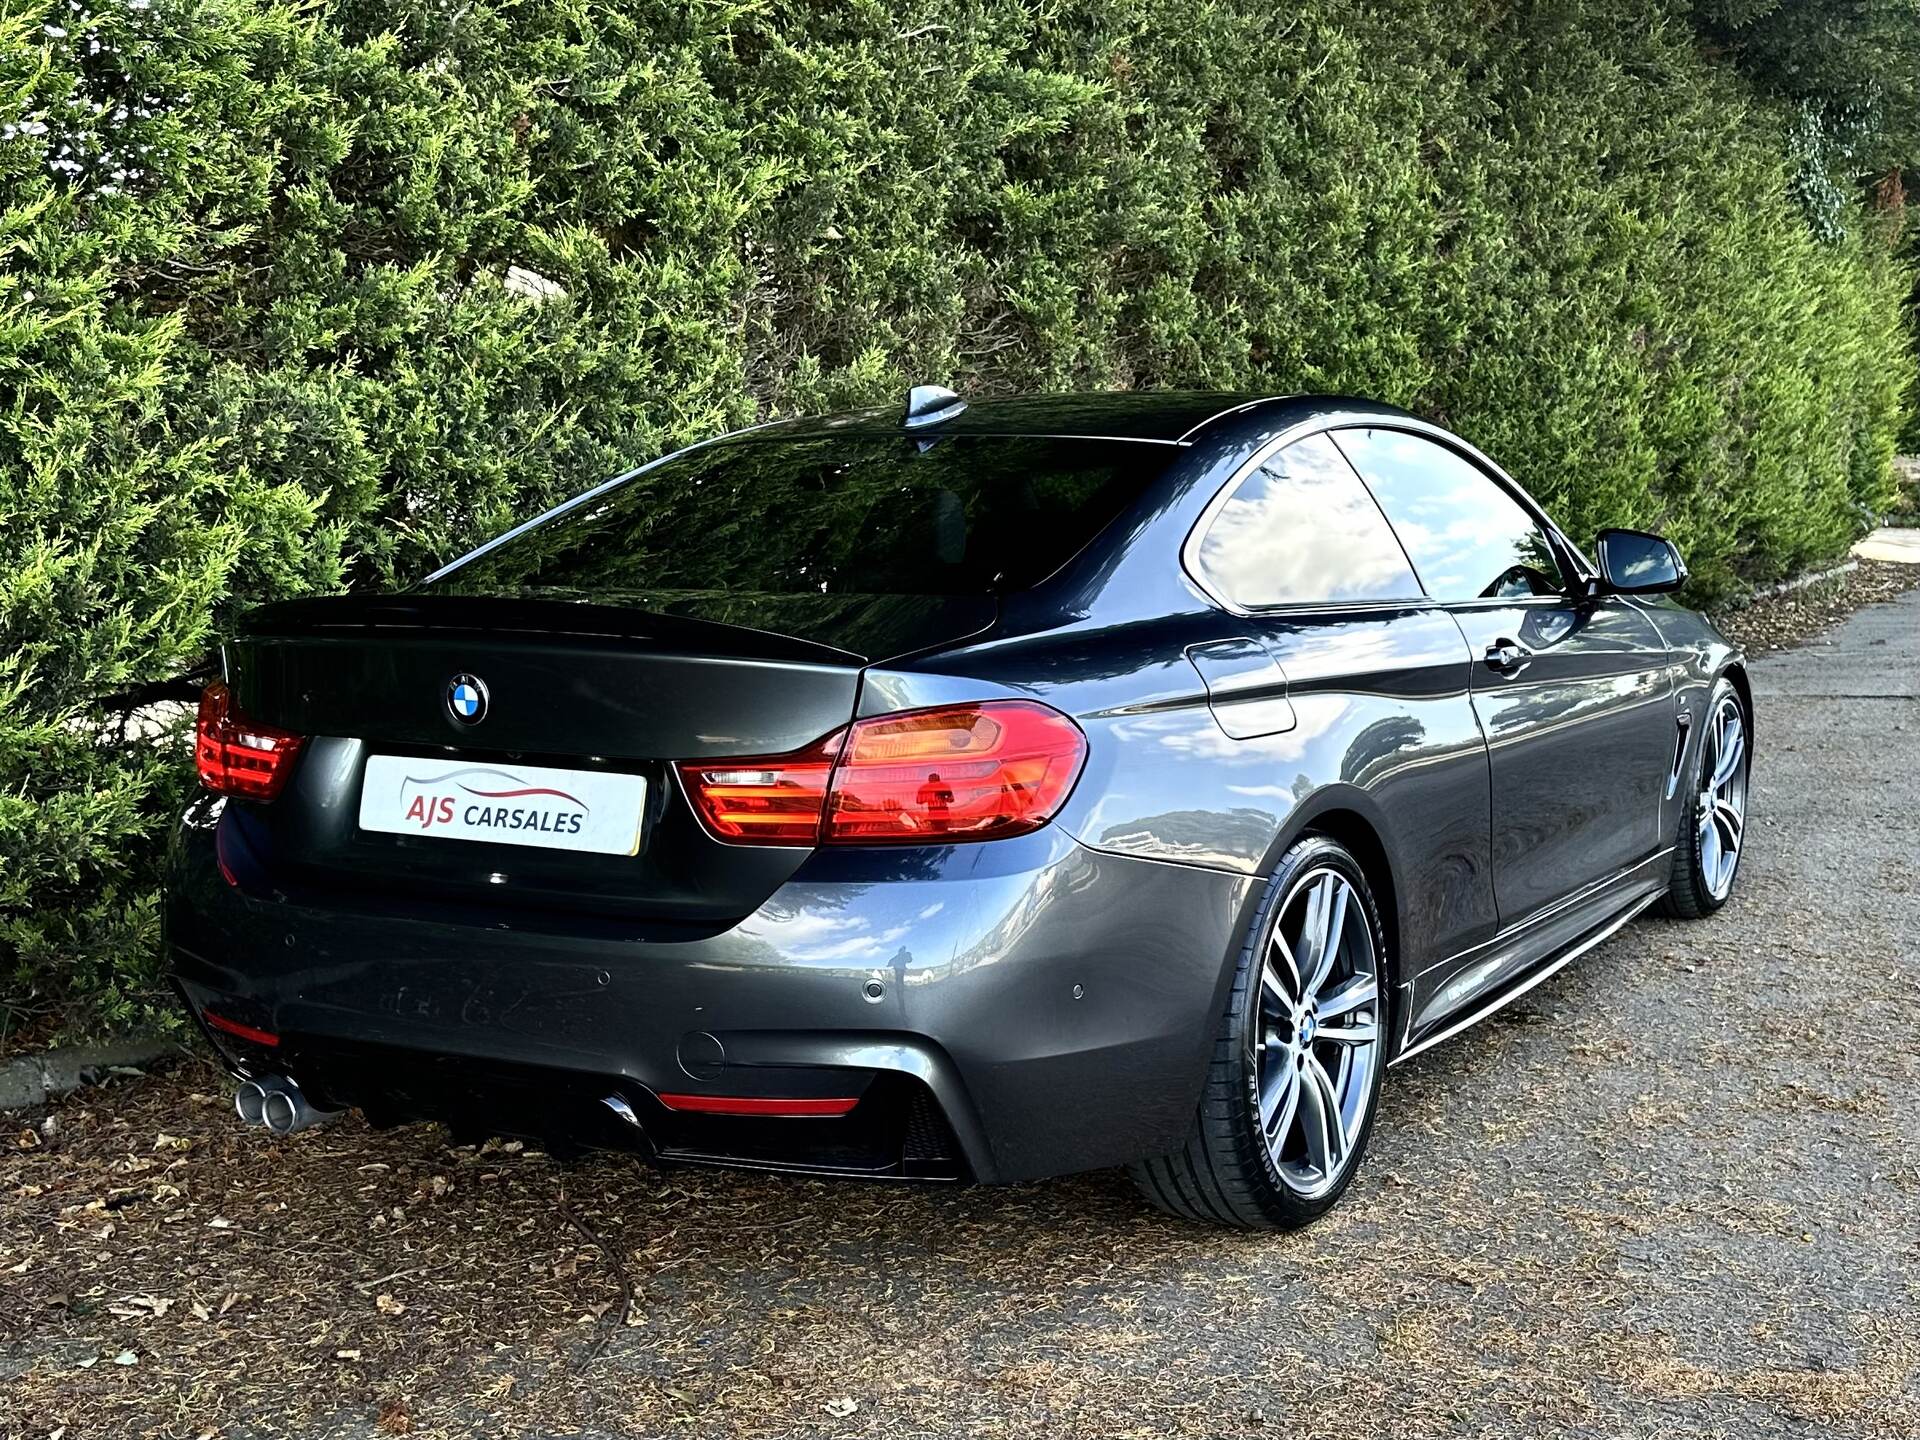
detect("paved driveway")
[3,592,1917,1439]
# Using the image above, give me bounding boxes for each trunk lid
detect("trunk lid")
[217,592,991,927]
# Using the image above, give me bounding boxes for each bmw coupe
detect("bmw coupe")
[168,389,1750,1228]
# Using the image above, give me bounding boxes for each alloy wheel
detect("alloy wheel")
[1250,867,1383,1200]
[1698,695,1748,900]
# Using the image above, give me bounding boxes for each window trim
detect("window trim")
[1179,415,1592,618]
[1181,430,1426,614]
[1326,423,1582,605]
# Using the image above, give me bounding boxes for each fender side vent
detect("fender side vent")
[1666,710,1693,799]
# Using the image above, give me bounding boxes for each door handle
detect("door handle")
[1484,640,1530,675]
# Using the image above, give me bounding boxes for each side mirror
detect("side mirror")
[1594,528,1687,594]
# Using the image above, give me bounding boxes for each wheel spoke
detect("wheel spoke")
[1300,1056,1344,1176]
[1302,875,1347,998]
[1699,812,1722,879]
[1259,1060,1301,1144]
[1713,798,1743,849]
[1316,973,1377,1022]
[1318,1015,1379,1047]
[1711,726,1744,790]
[1260,963,1288,1015]
[1293,877,1329,991]
[1265,929,1301,1005]
[1317,881,1350,997]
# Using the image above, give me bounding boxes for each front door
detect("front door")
[1331,427,1675,929]
[1446,595,1673,922]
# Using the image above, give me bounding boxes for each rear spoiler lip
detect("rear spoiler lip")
[233,592,870,666]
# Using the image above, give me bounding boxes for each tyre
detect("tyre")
[1130,835,1389,1229]
[1657,677,1749,920]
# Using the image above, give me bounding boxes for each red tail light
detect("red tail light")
[195,681,306,801]
[825,702,1087,843]
[679,701,1086,847]
[674,729,842,844]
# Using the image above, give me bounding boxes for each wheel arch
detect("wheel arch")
[1722,661,1754,750]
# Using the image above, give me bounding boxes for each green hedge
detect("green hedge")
[1,0,1911,1036]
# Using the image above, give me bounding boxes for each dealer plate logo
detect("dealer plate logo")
[446,673,488,725]
[358,755,647,856]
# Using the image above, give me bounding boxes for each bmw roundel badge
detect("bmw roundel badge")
[446,673,488,725]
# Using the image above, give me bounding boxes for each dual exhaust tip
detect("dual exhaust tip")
[234,1075,340,1136]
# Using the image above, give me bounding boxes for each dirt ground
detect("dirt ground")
[1711,555,1920,655]
[3,579,1917,1440]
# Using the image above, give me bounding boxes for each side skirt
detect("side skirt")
[1389,887,1661,1066]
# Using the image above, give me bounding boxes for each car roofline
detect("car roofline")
[419,392,1426,589]
[711,392,1370,447]
[714,428,1192,448]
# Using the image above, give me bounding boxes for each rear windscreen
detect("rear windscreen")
[429,435,1173,597]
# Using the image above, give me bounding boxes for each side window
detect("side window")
[1191,433,1422,608]
[1333,429,1566,603]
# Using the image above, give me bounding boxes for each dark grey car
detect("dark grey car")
[167,389,1750,1228]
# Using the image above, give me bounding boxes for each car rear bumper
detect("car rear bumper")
[165,797,1253,1183]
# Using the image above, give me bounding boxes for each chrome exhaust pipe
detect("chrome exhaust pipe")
[235,1075,342,1135]
[601,1093,642,1128]
[260,1076,340,1135]
[234,1080,270,1126]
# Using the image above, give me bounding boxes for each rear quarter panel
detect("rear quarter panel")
[861,407,1504,1007]
[861,602,1497,989]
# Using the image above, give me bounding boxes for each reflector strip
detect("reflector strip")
[655,1093,858,1117]
[203,1010,280,1047]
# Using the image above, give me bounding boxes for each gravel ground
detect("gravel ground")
[4,589,1917,1440]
